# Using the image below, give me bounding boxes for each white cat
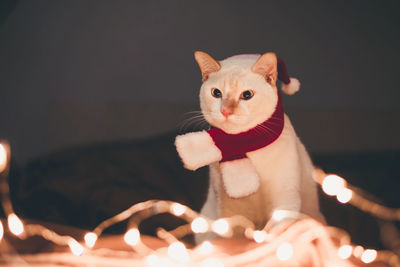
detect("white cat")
[175,51,324,239]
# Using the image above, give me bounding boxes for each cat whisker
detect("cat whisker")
[179,114,207,132]
[256,124,280,136]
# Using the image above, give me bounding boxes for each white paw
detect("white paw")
[175,131,222,170]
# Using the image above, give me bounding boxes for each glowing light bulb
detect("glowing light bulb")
[198,241,214,255]
[0,220,3,241]
[191,217,209,233]
[84,232,97,248]
[322,174,345,196]
[336,188,353,204]
[171,203,186,216]
[338,245,353,259]
[200,258,224,267]
[146,254,160,267]
[276,242,293,261]
[124,228,140,246]
[361,249,377,263]
[0,144,6,173]
[353,245,364,257]
[272,210,289,222]
[7,213,24,236]
[212,219,229,236]
[68,239,84,256]
[168,241,189,263]
[253,230,267,243]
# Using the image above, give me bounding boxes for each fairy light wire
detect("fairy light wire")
[0,140,400,266]
[314,168,400,221]
[0,142,15,216]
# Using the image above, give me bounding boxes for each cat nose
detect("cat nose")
[221,107,234,118]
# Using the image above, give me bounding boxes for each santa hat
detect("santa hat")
[277,58,300,95]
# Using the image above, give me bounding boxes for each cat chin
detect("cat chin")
[205,114,262,134]
[209,120,256,134]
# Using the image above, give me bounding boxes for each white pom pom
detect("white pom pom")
[281,77,300,95]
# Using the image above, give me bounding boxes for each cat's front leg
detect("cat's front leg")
[175,131,222,170]
[264,156,302,231]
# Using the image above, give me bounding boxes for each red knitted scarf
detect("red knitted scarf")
[207,91,284,162]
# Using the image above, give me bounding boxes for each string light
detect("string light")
[146,254,161,267]
[353,245,364,258]
[0,143,7,173]
[336,188,353,204]
[0,140,399,266]
[191,217,209,233]
[68,239,84,256]
[0,220,3,241]
[7,213,24,236]
[272,209,289,221]
[252,230,268,243]
[321,174,346,196]
[167,241,190,263]
[337,245,353,259]
[84,232,98,248]
[211,219,230,236]
[171,203,186,216]
[124,228,140,246]
[276,242,294,261]
[197,241,214,255]
[361,249,378,263]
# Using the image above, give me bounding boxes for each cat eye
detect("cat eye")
[211,88,222,98]
[240,90,254,100]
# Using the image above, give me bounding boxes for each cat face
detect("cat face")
[196,52,279,134]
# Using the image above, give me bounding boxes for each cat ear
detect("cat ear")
[194,51,221,82]
[251,52,278,86]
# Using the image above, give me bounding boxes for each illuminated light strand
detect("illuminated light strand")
[0,142,16,218]
[252,230,269,243]
[171,203,186,216]
[314,168,400,221]
[0,141,85,255]
[23,224,85,255]
[0,220,4,241]
[167,241,190,263]
[361,249,378,263]
[211,219,230,237]
[338,244,353,259]
[124,228,141,246]
[84,232,97,248]
[7,213,24,236]
[0,140,399,266]
[197,241,214,255]
[156,227,180,245]
[191,217,209,234]
[0,143,7,173]
[276,242,294,261]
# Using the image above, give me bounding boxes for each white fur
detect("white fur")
[185,53,324,242]
[199,57,278,134]
[281,77,300,95]
[220,158,260,198]
[246,114,314,215]
[175,131,222,170]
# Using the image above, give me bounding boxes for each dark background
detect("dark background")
[1,0,400,163]
[1,1,400,251]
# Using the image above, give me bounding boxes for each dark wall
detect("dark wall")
[1,0,400,162]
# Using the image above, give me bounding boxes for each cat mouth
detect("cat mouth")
[216,117,250,133]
